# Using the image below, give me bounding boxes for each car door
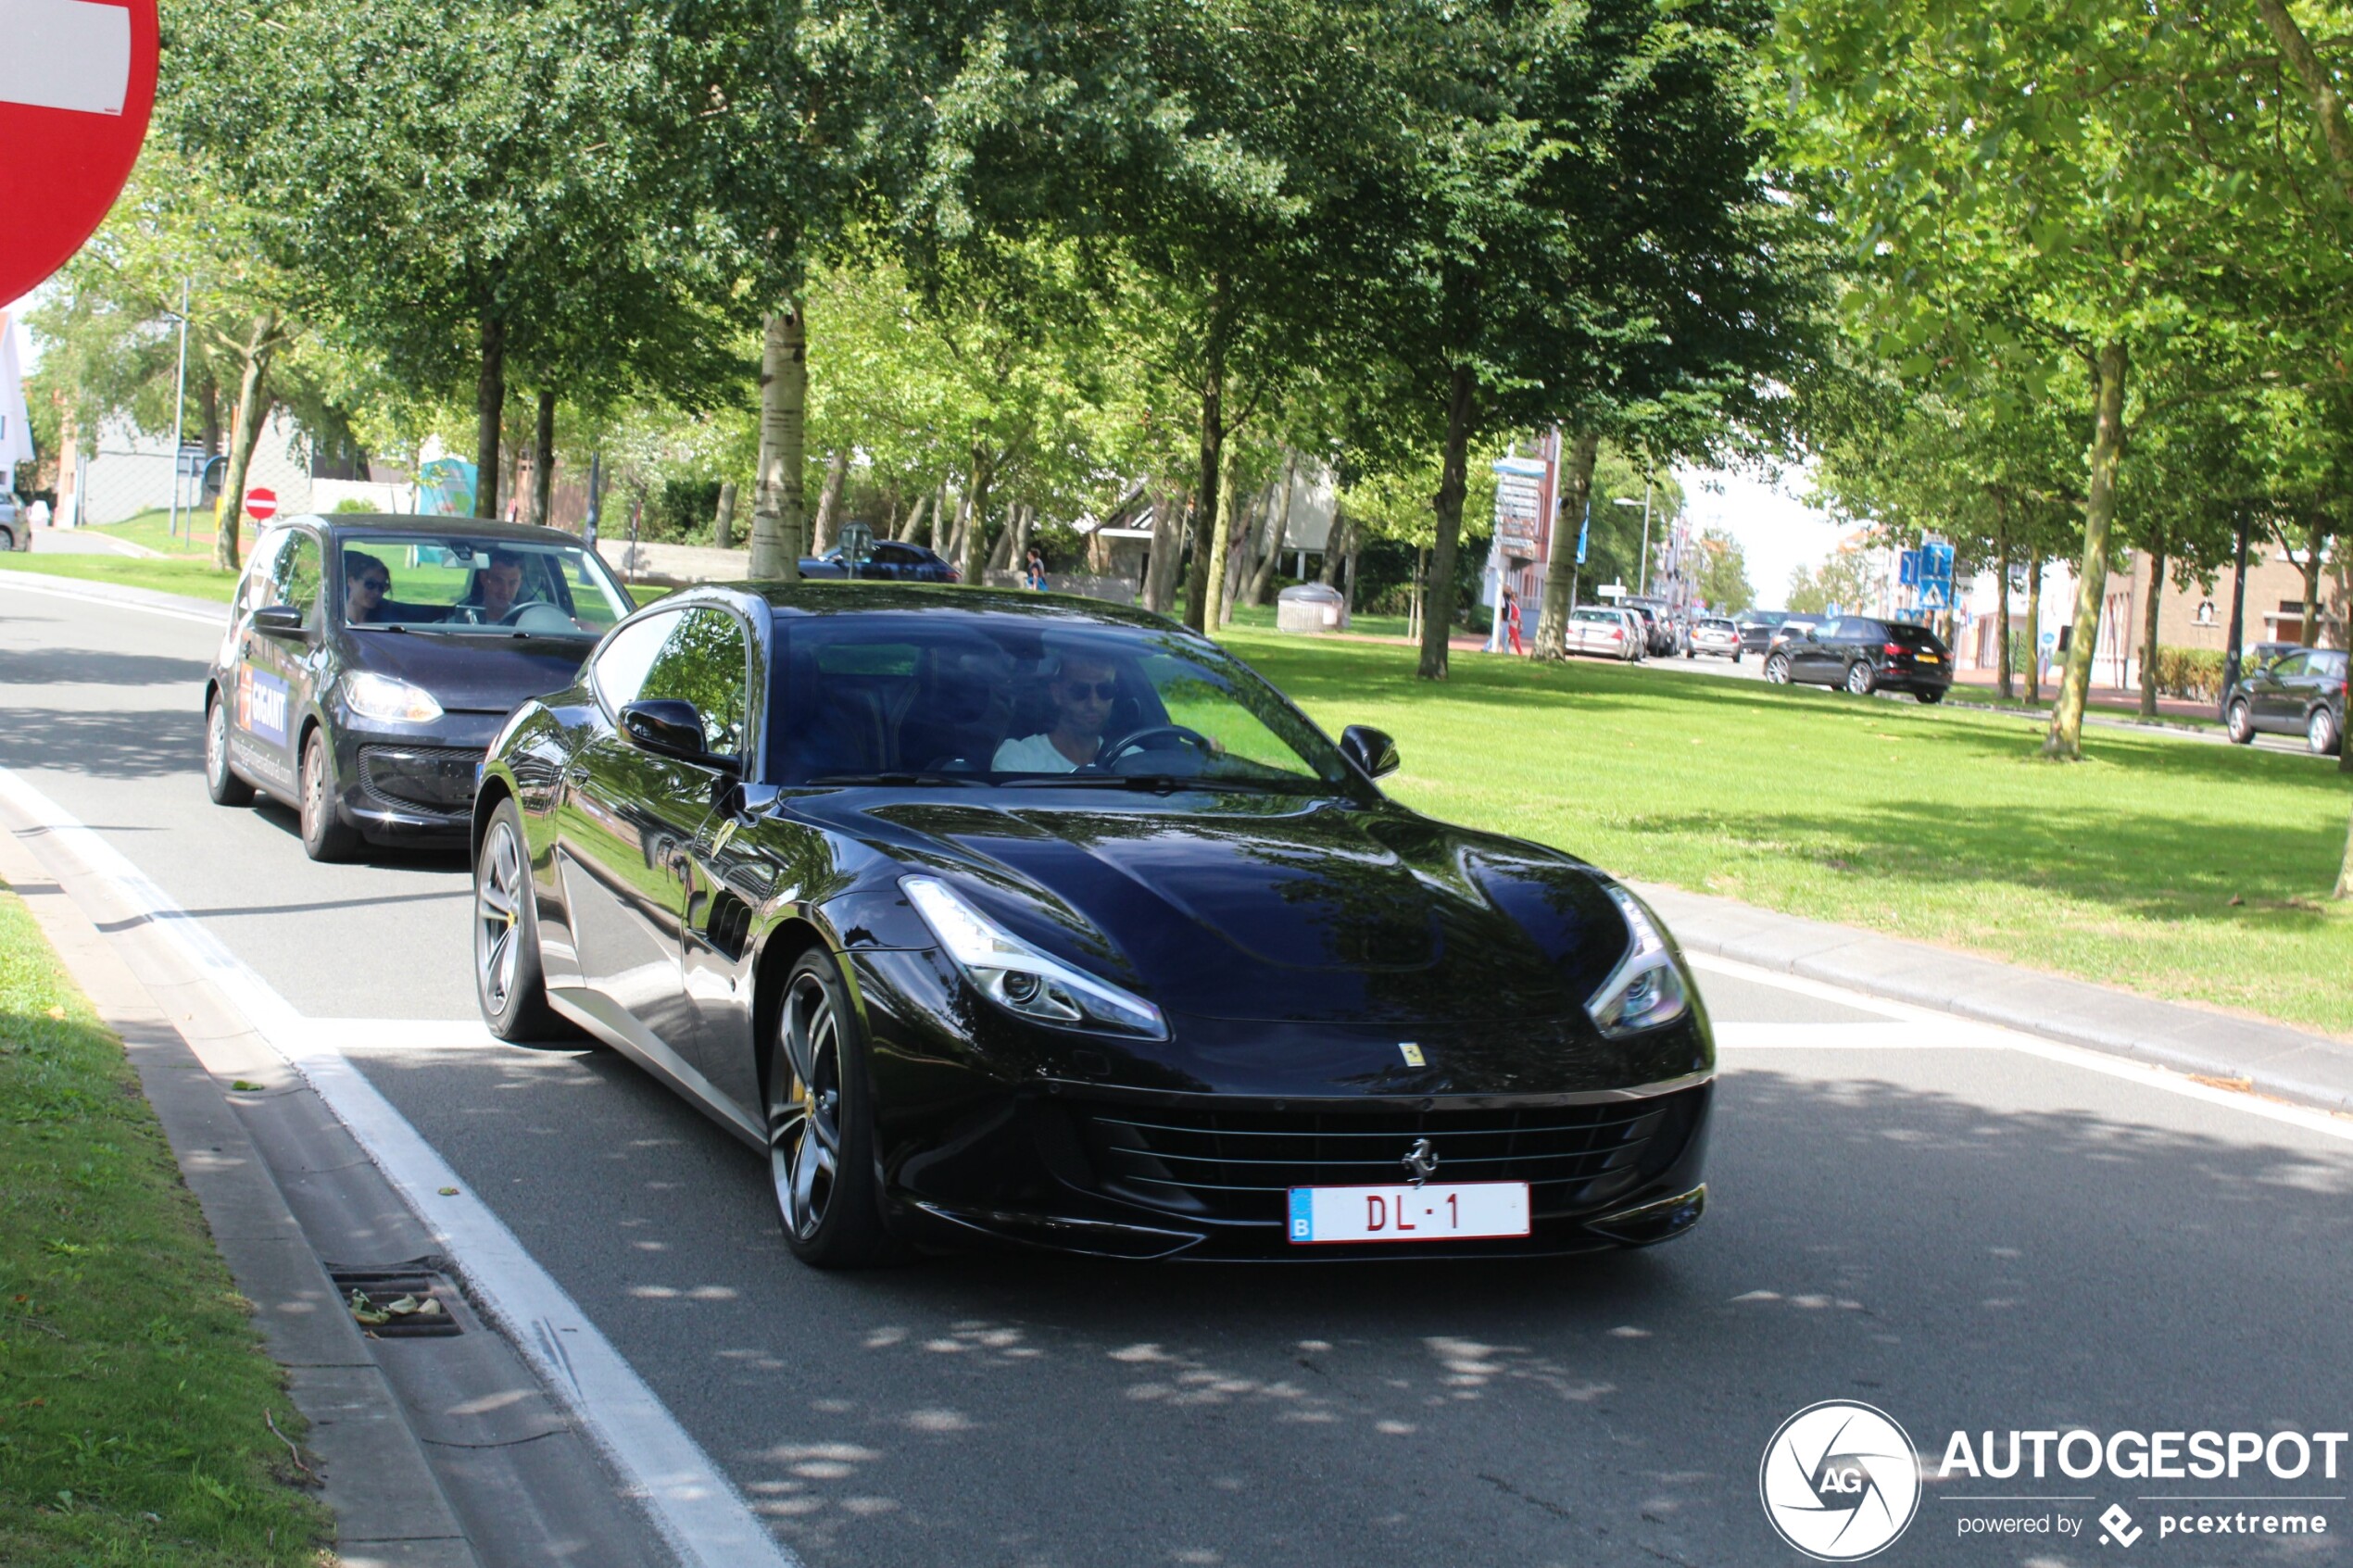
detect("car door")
[1789,619,1836,683]
[233,528,324,796]
[552,607,741,1060]
[2252,652,2305,731]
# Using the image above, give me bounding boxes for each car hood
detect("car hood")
[811,791,1635,1027]
[339,629,597,714]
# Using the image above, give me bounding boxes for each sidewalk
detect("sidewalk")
[1949,667,2220,725]
[1638,880,2353,1114]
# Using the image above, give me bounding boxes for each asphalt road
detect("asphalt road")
[7,573,2351,1568]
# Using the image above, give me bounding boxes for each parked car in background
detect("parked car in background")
[1622,596,1679,656]
[2240,640,2304,675]
[1566,606,1645,661]
[1736,609,1790,654]
[1762,615,1953,703]
[1687,617,1742,662]
[798,540,959,583]
[2226,647,2345,754]
[1766,615,1823,654]
[0,492,26,552]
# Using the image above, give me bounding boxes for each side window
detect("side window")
[273,533,324,628]
[2271,652,2310,680]
[638,608,751,756]
[236,532,292,621]
[592,611,682,712]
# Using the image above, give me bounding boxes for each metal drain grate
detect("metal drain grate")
[327,1265,464,1338]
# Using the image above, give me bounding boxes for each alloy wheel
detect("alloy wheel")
[1845,661,1873,696]
[475,819,526,1017]
[2312,708,2340,756]
[2228,701,2253,745]
[769,973,845,1244]
[1764,656,1789,684]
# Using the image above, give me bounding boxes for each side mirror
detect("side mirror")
[252,604,307,637]
[621,699,740,772]
[1340,724,1401,780]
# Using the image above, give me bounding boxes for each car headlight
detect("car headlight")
[901,876,1167,1039]
[343,671,445,723]
[1587,885,1690,1037]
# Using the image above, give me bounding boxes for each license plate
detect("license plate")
[1917,653,1941,662]
[1287,1182,1531,1245]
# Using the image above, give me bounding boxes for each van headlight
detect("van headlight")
[343,671,444,723]
[1587,885,1690,1037]
[901,876,1166,1039]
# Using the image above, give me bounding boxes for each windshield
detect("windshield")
[774,614,1356,791]
[339,533,633,635]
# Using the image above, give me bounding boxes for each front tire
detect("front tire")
[298,731,359,861]
[474,798,567,1041]
[2227,699,2255,745]
[1915,687,1944,705]
[2310,707,2341,757]
[1844,661,1876,696]
[1764,654,1791,684]
[205,692,254,807]
[768,951,896,1269]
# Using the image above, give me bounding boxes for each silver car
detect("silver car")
[1565,605,1644,661]
[0,492,25,552]
[1687,616,1742,662]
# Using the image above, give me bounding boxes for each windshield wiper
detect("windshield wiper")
[1001,773,1187,793]
[349,623,408,633]
[803,771,986,788]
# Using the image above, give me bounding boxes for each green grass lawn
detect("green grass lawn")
[0,553,240,602]
[1225,602,1420,641]
[0,889,329,1565]
[91,510,220,558]
[1222,628,2353,1038]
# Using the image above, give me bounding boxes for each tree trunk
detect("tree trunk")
[198,375,222,458]
[1184,301,1229,633]
[2258,0,2353,204]
[1534,431,1602,659]
[2139,532,2166,720]
[1320,510,1352,586]
[2024,547,2044,704]
[1205,443,1243,628]
[988,501,1021,573]
[2045,342,2129,759]
[1248,451,1297,606]
[473,314,505,521]
[212,312,279,572]
[713,481,738,549]
[1345,527,1362,613]
[1419,363,1478,681]
[1145,487,1183,615]
[811,448,849,556]
[961,445,991,583]
[2300,515,2324,645]
[1994,500,2014,700]
[1220,487,1260,623]
[749,304,808,582]
[528,388,556,528]
[896,494,926,545]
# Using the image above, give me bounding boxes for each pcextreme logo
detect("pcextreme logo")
[1760,1401,1923,1562]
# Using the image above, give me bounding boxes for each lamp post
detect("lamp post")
[1613,482,1655,595]
[164,279,189,539]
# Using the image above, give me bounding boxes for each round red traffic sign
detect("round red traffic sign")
[0,0,160,307]
[245,487,278,522]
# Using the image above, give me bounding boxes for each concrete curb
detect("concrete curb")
[0,567,231,622]
[0,828,482,1567]
[1634,879,2353,1115]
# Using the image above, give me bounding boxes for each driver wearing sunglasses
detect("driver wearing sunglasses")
[344,552,393,624]
[993,656,1122,772]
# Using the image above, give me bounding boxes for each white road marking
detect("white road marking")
[0,0,131,114]
[0,766,801,1568]
[0,571,226,626]
[1692,951,2353,1147]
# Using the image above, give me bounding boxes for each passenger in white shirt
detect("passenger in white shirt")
[993,657,1119,772]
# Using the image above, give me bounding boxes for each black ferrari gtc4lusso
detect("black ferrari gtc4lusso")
[472,584,1713,1265]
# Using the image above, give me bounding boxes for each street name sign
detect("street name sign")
[0,0,159,305]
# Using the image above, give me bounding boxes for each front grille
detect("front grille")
[1080,1098,1685,1225]
[359,746,479,815]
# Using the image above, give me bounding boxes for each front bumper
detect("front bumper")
[849,948,1715,1261]
[333,719,502,843]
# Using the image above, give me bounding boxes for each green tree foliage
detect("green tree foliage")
[1691,529,1754,615]
[1785,551,1880,617]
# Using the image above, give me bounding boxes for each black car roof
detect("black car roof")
[697,580,1190,633]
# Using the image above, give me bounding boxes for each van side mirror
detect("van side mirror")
[1340,724,1401,780]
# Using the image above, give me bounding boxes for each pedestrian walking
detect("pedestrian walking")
[1504,587,1525,656]
[1025,546,1049,592]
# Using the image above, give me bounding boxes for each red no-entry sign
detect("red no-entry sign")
[0,0,160,307]
[245,487,278,522]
